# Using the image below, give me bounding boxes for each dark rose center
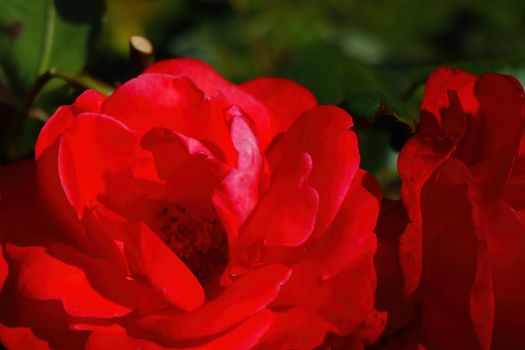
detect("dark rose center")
[152,204,228,294]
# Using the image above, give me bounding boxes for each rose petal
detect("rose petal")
[418,159,492,350]
[193,310,273,350]
[102,74,207,133]
[398,92,467,296]
[318,169,380,280]
[71,89,106,114]
[0,325,49,350]
[141,127,215,177]
[240,77,317,135]
[139,224,205,312]
[233,152,318,251]
[503,186,525,224]
[140,127,228,194]
[144,59,274,148]
[6,244,131,318]
[46,241,167,313]
[487,202,525,349]
[101,73,237,164]
[86,330,168,350]
[268,171,380,342]
[87,310,273,350]
[259,307,336,350]
[421,67,478,122]
[222,152,318,277]
[503,134,525,215]
[360,310,388,345]
[139,264,290,341]
[35,90,105,159]
[268,105,359,240]
[461,73,525,201]
[213,110,263,243]
[57,113,140,218]
[253,152,318,247]
[272,256,377,341]
[0,246,7,292]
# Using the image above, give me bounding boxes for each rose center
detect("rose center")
[153,204,228,294]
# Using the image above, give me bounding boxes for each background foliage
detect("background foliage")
[2,0,525,198]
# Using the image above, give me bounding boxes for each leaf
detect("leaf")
[0,0,104,96]
[278,44,381,105]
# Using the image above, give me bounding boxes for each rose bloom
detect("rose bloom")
[0,59,385,349]
[375,68,525,350]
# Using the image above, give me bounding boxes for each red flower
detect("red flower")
[0,59,384,349]
[376,67,525,349]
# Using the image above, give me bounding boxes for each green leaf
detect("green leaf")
[278,44,381,105]
[0,0,104,96]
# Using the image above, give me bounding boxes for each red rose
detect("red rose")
[0,58,384,349]
[376,67,525,350]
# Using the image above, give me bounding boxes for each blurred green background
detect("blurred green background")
[2,0,525,197]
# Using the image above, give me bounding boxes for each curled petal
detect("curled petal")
[57,113,140,218]
[235,152,318,250]
[140,127,227,188]
[139,224,205,312]
[102,74,207,134]
[240,77,317,135]
[35,90,105,159]
[213,111,263,242]
[421,67,478,123]
[104,73,238,164]
[258,153,319,247]
[139,264,290,341]
[144,59,274,148]
[268,106,359,239]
